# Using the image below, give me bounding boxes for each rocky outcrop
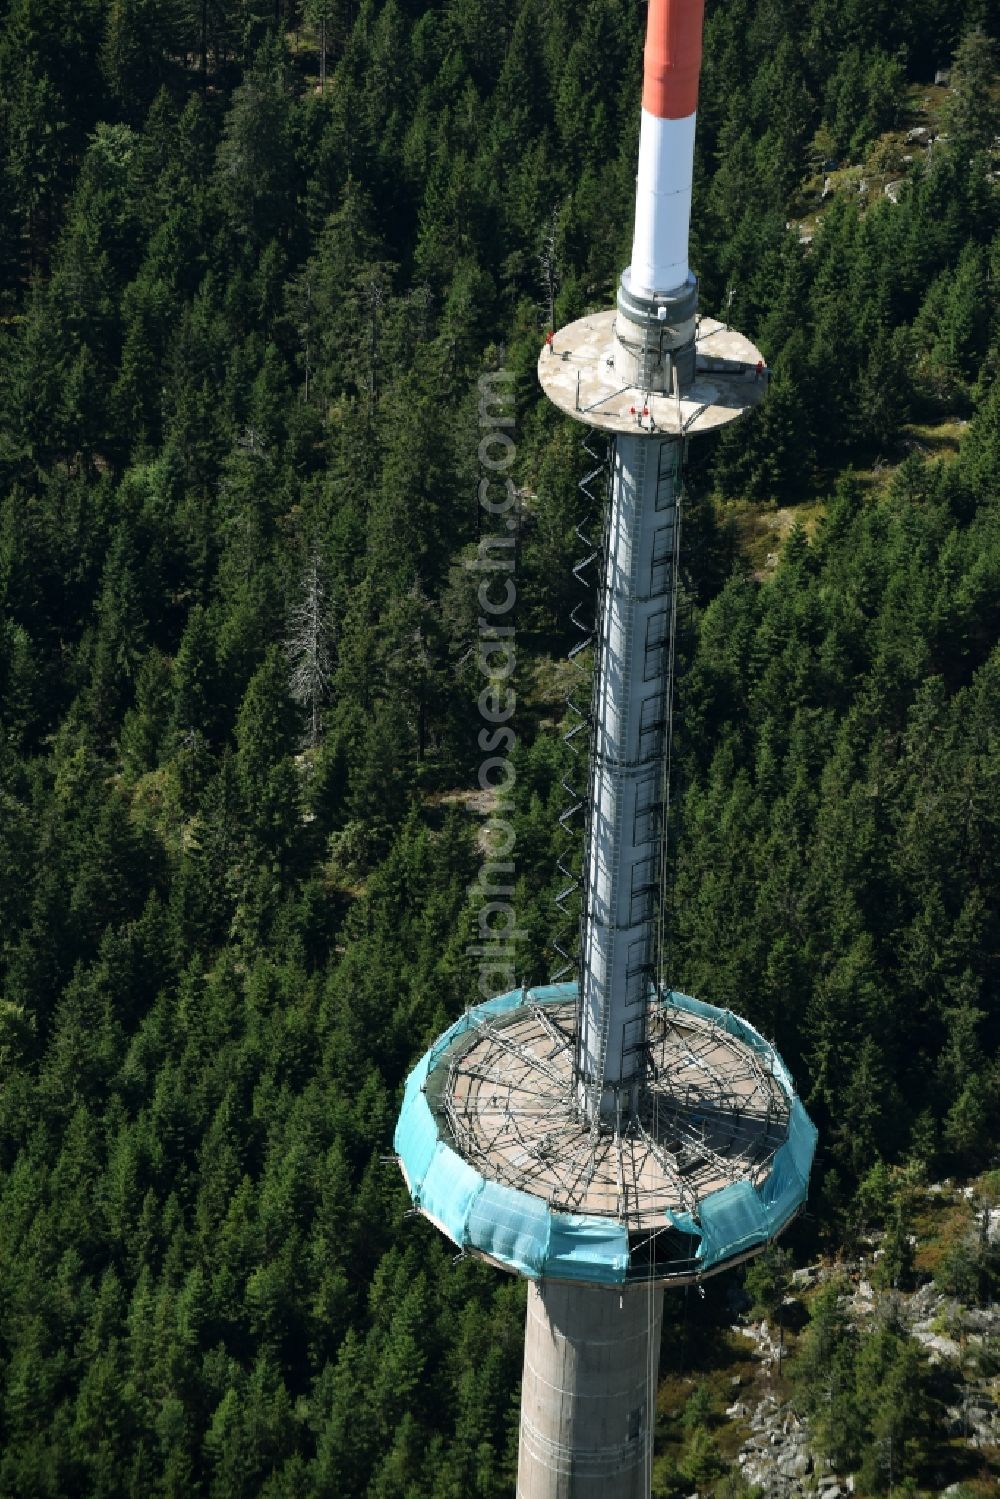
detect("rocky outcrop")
[734,1395,814,1497]
[719,1184,1000,1495]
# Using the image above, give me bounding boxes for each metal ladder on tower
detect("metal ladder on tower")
[553,432,609,984]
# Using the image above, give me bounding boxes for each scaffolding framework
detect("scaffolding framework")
[396,984,816,1287]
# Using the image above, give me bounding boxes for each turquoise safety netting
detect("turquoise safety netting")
[690,1099,818,1269]
[545,1214,630,1282]
[393,987,630,1285]
[419,1145,482,1237]
[651,992,815,1268]
[394,984,816,1284]
[759,1099,817,1240]
[696,1180,771,1267]
[396,1051,437,1192]
[661,989,798,1099]
[424,985,549,1072]
[466,1182,552,1277]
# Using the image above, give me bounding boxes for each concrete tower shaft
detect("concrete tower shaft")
[517,1281,665,1499]
[577,434,681,1122]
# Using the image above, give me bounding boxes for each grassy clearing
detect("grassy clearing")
[911,1188,976,1278]
[910,1170,1000,1278]
[912,1195,970,1278]
[723,498,828,579]
[722,409,969,580]
[901,417,969,459]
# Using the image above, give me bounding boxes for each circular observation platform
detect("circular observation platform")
[537,313,766,436]
[395,985,816,1287]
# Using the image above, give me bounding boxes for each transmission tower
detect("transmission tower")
[396,5,817,1495]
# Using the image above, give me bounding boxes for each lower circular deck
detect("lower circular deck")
[433,999,789,1234]
[395,985,816,1284]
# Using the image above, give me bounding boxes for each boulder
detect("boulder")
[778,1451,812,1479]
[908,1281,940,1314]
[984,1207,1000,1246]
[913,1329,961,1360]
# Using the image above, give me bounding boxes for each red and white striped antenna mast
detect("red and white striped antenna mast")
[630,0,704,299]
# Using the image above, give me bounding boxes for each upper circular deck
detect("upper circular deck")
[537,312,766,437]
[443,997,786,1230]
[395,985,816,1287]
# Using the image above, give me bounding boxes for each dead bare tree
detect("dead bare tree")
[286,550,335,748]
[539,206,562,331]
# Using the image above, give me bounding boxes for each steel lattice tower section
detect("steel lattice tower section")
[395,5,817,1498]
[555,0,755,1132]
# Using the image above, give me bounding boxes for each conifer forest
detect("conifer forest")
[0,1,999,1494]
